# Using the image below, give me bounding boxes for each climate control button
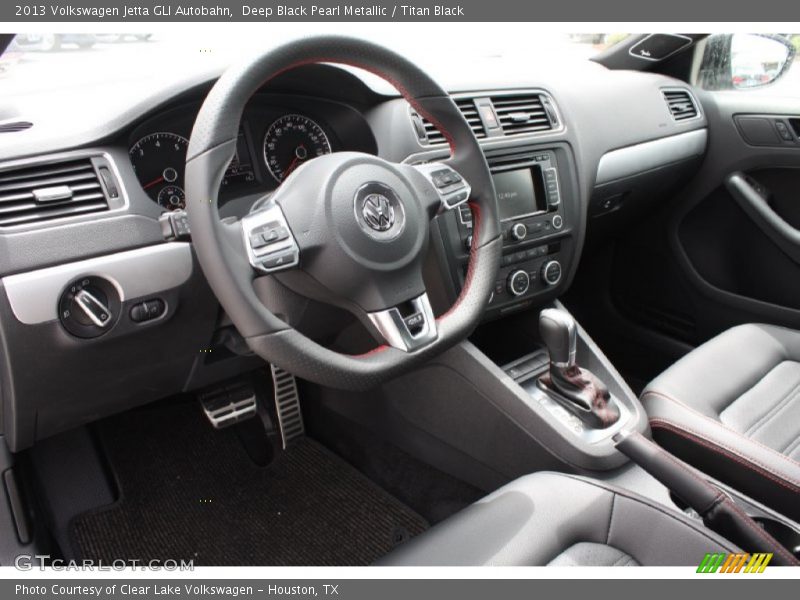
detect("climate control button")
[507,269,531,297]
[542,260,563,286]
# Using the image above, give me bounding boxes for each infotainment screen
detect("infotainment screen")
[492,167,545,220]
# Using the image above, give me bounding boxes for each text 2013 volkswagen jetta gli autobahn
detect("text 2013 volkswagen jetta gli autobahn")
[0,32,799,567]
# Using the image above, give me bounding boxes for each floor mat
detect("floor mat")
[70,403,428,566]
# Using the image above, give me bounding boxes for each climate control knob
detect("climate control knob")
[507,269,531,297]
[510,222,528,242]
[542,260,563,286]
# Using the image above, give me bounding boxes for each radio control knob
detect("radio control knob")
[510,222,528,242]
[507,270,531,297]
[542,260,563,286]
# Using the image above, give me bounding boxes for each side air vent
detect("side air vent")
[412,99,487,145]
[0,120,33,133]
[663,89,699,121]
[416,112,447,146]
[491,94,554,136]
[0,158,111,227]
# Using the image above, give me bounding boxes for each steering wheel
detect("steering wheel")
[185,36,501,391]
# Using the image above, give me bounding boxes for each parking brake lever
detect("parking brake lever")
[614,430,798,566]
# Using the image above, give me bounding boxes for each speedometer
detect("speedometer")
[263,114,332,183]
[129,132,188,210]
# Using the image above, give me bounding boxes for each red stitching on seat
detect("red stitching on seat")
[643,390,800,470]
[649,419,800,493]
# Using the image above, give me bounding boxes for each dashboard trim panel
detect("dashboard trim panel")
[595,128,708,185]
[3,242,193,325]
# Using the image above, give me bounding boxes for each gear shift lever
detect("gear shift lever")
[539,309,577,367]
[539,309,620,428]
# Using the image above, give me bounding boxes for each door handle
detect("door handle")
[725,172,800,263]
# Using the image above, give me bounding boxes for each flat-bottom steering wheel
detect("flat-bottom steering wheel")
[185,36,501,391]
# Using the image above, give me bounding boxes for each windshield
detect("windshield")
[1,28,627,97]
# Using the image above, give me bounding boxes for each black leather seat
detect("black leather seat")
[378,472,737,566]
[642,324,800,521]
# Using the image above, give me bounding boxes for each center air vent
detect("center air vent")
[663,89,699,121]
[411,91,559,145]
[453,98,488,139]
[0,158,112,227]
[491,93,555,135]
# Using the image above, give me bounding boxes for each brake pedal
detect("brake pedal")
[270,365,305,448]
[199,379,258,429]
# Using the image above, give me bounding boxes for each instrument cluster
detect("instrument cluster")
[127,95,376,210]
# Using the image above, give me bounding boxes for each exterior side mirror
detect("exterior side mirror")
[697,33,796,91]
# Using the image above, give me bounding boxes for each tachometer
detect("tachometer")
[129,132,188,210]
[263,114,332,183]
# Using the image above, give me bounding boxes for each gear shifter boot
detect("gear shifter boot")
[540,365,621,429]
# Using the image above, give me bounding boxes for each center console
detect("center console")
[432,142,579,319]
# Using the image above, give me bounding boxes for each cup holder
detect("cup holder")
[751,517,800,559]
[669,492,800,558]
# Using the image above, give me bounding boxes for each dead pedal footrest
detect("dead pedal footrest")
[199,379,258,429]
[270,364,305,448]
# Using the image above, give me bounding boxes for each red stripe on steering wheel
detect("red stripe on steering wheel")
[436,202,481,321]
[252,57,469,358]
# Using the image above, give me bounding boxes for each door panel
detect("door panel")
[610,89,800,350]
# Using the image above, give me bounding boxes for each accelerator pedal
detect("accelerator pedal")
[270,365,305,448]
[199,378,257,429]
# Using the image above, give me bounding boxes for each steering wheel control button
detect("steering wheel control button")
[367,293,438,352]
[249,232,270,249]
[413,163,472,211]
[542,260,563,286]
[249,222,291,251]
[353,182,406,241]
[511,222,528,242]
[260,249,299,270]
[242,202,301,274]
[507,270,531,297]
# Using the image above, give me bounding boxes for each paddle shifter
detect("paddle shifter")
[538,309,620,429]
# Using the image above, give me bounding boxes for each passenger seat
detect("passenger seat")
[641,323,800,521]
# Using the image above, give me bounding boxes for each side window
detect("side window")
[696,33,798,93]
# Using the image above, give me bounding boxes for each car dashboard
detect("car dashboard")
[0,61,709,451]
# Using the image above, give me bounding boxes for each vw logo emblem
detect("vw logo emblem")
[354,183,405,241]
[362,193,395,232]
